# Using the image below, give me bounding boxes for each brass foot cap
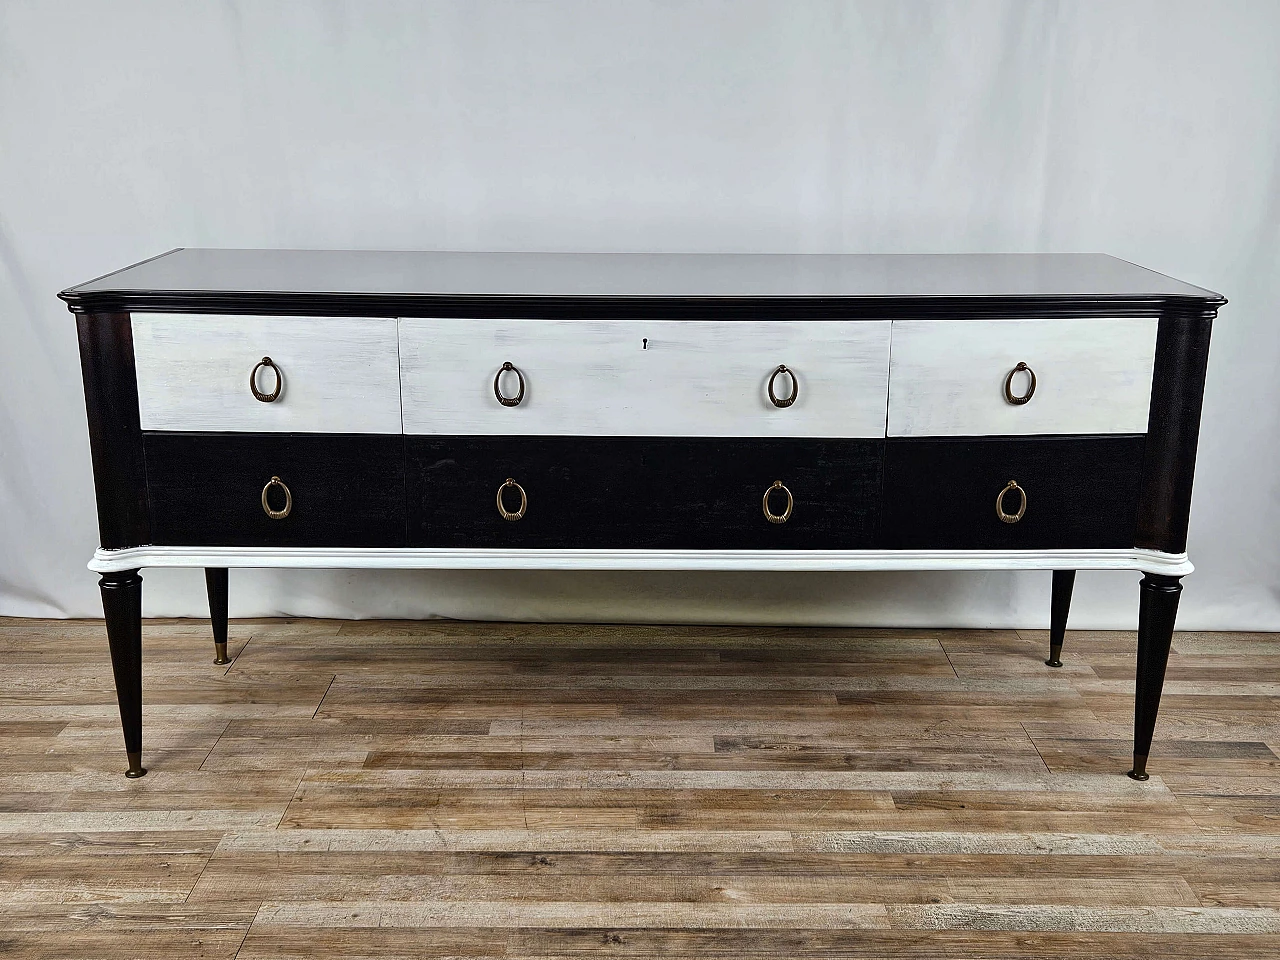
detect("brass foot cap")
[125,752,147,778]
[213,642,231,665]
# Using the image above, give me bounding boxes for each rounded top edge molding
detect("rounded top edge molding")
[57,291,1226,319]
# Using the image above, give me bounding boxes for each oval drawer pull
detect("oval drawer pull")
[261,476,293,520]
[768,364,799,408]
[250,357,283,403]
[496,478,528,521]
[493,362,526,407]
[996,479,1027,524]
[762,480,794,524]
[1003,361,1036,405]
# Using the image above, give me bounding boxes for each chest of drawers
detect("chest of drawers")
[62,250,1222,781]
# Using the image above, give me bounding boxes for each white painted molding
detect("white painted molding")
[89,546,1193,577]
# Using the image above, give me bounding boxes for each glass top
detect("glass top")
[67,249,1222,300]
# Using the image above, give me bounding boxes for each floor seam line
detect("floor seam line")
[275,766,312,830]
[179,838,219,906]
[223,629,256,675]
[312,675,337,720]
[1022,721,1056,774]
[197,718,233,773]
[231,902,267,960]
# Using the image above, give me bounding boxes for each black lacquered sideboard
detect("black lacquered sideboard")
[61,250,1222,780]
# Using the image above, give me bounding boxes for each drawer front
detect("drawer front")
[399,319,890,438]
[406,438,883,548]
[887,318,1157,437]
[132,315,402,433]
[145,433,406,546]
[882,436,1145,549]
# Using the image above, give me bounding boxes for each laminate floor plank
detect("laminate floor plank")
[185,864,1203,909]
[2,616,1279,957]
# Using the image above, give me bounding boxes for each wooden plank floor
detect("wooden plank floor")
[1,616,1279,958]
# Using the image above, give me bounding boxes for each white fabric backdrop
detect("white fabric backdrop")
[2,0,1278,627]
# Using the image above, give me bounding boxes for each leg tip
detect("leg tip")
[1046,645,1063,668]
[1045,658,1063,668]
[125,752,147,778]
[213,642,231,665]
[1127,754,1149,781]
[1126,769,1150,781]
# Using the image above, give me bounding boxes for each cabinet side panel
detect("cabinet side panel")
[76,313,151,548]
[1135,308,1215,553]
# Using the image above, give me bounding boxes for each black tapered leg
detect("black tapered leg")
[100,570,146,778]
[1128,573,1182,780]
[1046,569,1076,667]
[205,567,230,664]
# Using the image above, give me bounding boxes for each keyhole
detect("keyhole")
[642,338,648,350]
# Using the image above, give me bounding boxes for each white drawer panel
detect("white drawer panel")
[132,314,402,433]
[887,318,1157,437]
[399,319,890,437]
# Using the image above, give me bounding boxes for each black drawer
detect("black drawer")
[406,437,883,549]
[882,435,1146,549]
[144,433,406,547]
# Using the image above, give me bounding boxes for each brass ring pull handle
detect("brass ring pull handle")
[996,479,1027,524]
[762,480,794,524]
[493,361,526,407]
[261,476,292,520]
[496,478,527,521]
[1003,361,1036,405]
[250,357,282,403]
[768,364,799,408]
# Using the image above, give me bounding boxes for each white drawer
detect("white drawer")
[887,318,1157,437]
[131,314,402,433]
[398,319,890,437]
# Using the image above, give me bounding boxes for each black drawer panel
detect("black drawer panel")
[406,437,883,549]
[882,435,1145,549]
[145,433,406,547]
[635,438,883,549]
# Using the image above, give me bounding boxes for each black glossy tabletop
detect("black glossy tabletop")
[65,249,1221,301]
